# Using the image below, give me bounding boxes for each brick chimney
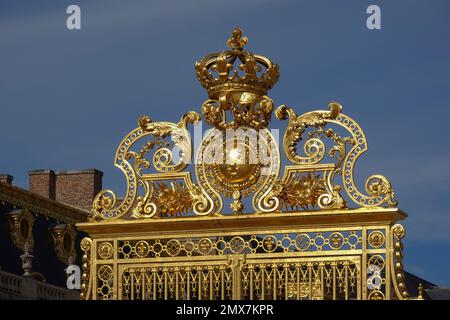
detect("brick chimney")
[28,169,103,211]
[29,170,56,199]
[0,174,13,185]
[54,169,103,210]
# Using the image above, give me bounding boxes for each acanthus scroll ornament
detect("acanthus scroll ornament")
[276,101,397,209]
[90,112,214,220]
[275,102,342,165]
[89,27,399,221]
[77,27,422,302]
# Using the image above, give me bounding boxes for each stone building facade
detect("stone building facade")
[0,169,102,299]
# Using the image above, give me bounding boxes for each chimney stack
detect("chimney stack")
[28,170,56,199]
[54,169,103,210]
[28,169,103,211]
[0,174,13,185]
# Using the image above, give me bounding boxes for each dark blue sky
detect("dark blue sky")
[1,0,450,285]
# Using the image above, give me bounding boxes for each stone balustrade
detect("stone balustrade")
[0,270,79,300]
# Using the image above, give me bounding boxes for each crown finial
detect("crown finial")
[195,27,279,129]
[227,27,248,51]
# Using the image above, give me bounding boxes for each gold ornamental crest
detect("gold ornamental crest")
[89,27,397,220]
[77,28,423,302]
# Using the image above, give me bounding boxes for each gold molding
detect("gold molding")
[78,207,406,238]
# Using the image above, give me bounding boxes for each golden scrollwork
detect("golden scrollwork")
[79,28,420,300]
[329,113,397,207]
[136,111,200,173]
[276,101,397,209]
[90,27,399,221]
[276,102,342,165]
[196,126,280,213]
[90,112,206,220]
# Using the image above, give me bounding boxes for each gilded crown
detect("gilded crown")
[195,27,279,99]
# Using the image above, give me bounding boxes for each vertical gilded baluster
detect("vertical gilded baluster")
[362,228,368,299]
[148,270,151,300]
[209,267,213,300]
[249,265,254,300]
[261,265,265,300]
[272,264,277,300]
[176,269,179,300]
[284,264,289,300]
[220,267,225,300]
[308,263,312,300]
[296,263,300,300]
[164,268,168,300]
[320,262,325,300]
[345,262,349,300]
[198,267,202,300]
[130,271,134,300]
[332,262,336,300]
[152,270,157,300]
[141,271,145,300]
[187,268,191,300]
[141,272,145,300]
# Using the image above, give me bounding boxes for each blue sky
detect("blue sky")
[1,0,450,285]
